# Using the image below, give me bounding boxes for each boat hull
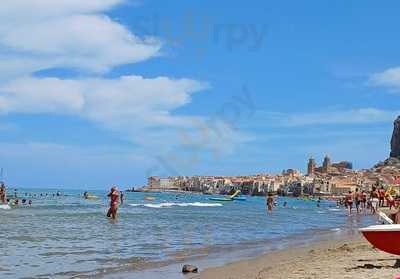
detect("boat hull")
[360,225,400,256]
[209,197,232,202]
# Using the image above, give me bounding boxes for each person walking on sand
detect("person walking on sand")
[361,190,367,211]
[378,186,385,207]
[107,186,120,220]
[345,191,353,215]
[354,188,362,214]
[370,186,379,214]
[266,193,274,213]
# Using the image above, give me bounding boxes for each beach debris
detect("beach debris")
[336,244,353,252]
[182,264,198,273]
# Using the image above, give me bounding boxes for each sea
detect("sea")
[0,189,378,279]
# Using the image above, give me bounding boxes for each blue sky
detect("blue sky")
[0,0,400,189]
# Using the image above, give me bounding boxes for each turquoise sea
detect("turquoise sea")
[0,189,376,278]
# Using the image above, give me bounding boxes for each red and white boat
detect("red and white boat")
[360,224,400,255]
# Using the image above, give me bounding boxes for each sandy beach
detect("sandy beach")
[194,234,400,279]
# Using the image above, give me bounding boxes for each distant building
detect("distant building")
[322,155,331,173]
[147,176,179,191]
[148,176,160,189]
[307,157,316,176]
[332,161,353,171]
[312,155,353,175]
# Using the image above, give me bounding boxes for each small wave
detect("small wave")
[129,202,223,209]
[328,208,341,212]
[129,203,142,207]
[330,228,341,232]
[0,204,11,210]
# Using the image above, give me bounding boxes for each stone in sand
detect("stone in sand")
[182,264,198,273]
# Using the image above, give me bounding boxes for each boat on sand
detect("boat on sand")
[360,212,400,256]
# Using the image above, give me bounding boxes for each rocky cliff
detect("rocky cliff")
[391,116,400,158]
[374,115,400,169]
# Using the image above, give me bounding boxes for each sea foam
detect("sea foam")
[0,204,11,210]
[129,202,223,209]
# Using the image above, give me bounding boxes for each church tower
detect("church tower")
[322,155,331,173]
[307,157,316,176]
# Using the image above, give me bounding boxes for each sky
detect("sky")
[0,0,400,189]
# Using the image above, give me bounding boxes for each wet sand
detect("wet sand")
[194,235,400,279]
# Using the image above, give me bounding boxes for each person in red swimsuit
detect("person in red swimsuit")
[345,191,353,215]
[107,186,120,219]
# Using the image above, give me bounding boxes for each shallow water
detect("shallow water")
[0,189,375,278]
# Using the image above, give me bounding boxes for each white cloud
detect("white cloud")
[369,67,400,91]
[0,1,214,145]
[254,108,399,127]
[0,1,250,168]
[0,1,160,74]
[0,0,123,20]
[0,75,208,127]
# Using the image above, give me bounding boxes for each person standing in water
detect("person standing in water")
[266,193,274,213]
[370,186,379,214]
[345,191,353,215]
[0,182,6,204]
[361,190,367,211]
[378,186,386,207]
[107,186,120,220]
[354,188,362,214]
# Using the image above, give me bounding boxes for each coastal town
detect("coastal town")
[143,116,400,198]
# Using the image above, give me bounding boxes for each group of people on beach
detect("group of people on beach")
[264,184,400,217]
[343,186,397,215]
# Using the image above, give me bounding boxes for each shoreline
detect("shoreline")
[193,234,400,279]
[105,226,374,279]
